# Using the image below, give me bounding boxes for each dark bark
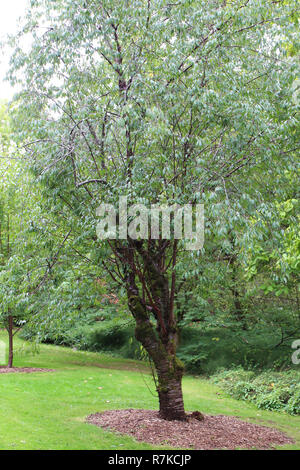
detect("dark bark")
[230,259,247,329]
[7,315,13,368]
[134,315,186,421]
[127,268,187,421]
[227,233,246,328]
[108,238,188,421]
[156,358,186,421]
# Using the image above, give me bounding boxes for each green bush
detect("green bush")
[286,388,300,415]
[86,320,144,359]
[176,326,298,375]
[21,318,145,359]
[212,367,300,415]
[22,320,299,374]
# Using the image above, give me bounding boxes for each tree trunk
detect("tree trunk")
[134,310,186,421]
[124,242,187,421]
[7,315,13,368]
[156,358,186,421]
[229,256,247,329]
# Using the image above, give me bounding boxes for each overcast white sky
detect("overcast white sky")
[0,0,29,100]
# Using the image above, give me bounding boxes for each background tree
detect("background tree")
[0,102,28,367]
[0,102,60,366]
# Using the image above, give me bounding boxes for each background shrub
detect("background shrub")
[212,367,300,415]
[21,320,298,374]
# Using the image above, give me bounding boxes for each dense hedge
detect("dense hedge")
[21,319,143,359]
[21,319,298,374]
[211,367,300,415]
[178,327,298,374]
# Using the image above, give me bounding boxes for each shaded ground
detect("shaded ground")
[87,409,294,450]
[0,367,55,374]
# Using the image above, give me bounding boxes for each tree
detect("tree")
[0,258,29,367]
[0,102,51,366]
[8,0,299,419]
[0,102,28,367]
[244,168,299,321]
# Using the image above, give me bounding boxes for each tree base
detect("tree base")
[159,410,187,422]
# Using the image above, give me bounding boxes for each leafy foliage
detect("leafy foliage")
[0,0,298,417]
[212,367,300,415]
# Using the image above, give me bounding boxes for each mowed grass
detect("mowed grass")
[0,331,299,450]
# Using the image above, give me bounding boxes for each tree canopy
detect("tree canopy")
[2,0,299,419]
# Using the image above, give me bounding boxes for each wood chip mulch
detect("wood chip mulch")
[87,409,294,450]
[0,367,55,374]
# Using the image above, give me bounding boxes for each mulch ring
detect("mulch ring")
[0,367,55,374]
[86,409,294,450]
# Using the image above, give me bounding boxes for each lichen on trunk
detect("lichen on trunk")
[116,239,189,421]
[134,303,187,421]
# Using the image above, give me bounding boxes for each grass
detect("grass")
[0,331,299,450]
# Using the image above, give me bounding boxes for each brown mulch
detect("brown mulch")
[0,367,55,374]
[86,409,294,450]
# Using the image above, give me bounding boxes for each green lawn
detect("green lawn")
[0,331,299,450]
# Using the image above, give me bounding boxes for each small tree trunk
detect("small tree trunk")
[7,315,14,368]
[125,245,188,422]
[230,257,247,329]
[134,313,187,421]
[156,358,186,421]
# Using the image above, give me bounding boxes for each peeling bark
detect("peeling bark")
[132,293,186,421]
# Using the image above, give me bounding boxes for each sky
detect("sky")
[0,0,29,100]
